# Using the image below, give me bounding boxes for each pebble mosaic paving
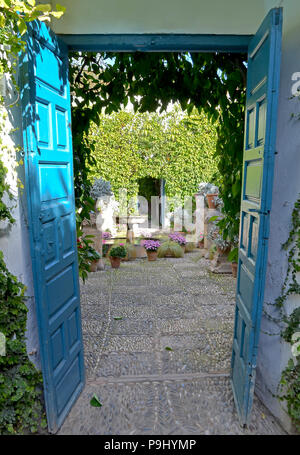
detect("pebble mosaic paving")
[59,251,285,435]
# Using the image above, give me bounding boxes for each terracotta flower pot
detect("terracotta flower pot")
[146,250,158,261]
[206,193,218,209]
[109,256,121,269]
[198,240,204,249]
[231,262,238,278]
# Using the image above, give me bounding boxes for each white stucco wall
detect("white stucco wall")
[255,0,300,435]
[0,73,40,369]
[50,0,266,35]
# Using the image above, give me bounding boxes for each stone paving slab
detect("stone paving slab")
[159,330,232,352]
[193,302,235,321]
[83,334,105,352]
[80,292,110,309]
[181,280,229,296]
[110,318,155,335]
[94,352,160,378]
[104,334,156,353]
[59,250,285,435]
[161,348,231,375]
[157,317,233,334]
[81,319,106,336]
[110,292,151,306]
[80,282,110,297]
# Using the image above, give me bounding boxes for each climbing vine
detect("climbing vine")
[0,1,65,434]
[0,110,46,433]
[275,195,300,431]
[0,1,65,85]
[275,196,300,311]
[70,51,246,243]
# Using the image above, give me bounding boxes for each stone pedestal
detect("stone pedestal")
[204,208,220,248]
[126,228,134,243]
[203,208,221,258]
[93,230,105,271]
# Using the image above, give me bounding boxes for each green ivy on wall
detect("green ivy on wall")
[0,249,46,434]
[86,106,220,203]
[275,195,300,431]
[0,120,46,433]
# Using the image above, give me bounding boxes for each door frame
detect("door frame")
[58,33,252,53]
[24,24,282,430]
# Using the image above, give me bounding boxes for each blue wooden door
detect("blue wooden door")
[20,21,85,433]
[231,8,282,426]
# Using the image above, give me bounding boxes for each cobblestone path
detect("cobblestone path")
[59,251,285,435]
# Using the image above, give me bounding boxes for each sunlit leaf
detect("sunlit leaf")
[17,19,27,36]
[34,3,51,12]
[90,394,102,407]
[56,3,66,13]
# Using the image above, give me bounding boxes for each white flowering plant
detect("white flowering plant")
[90,178,112,200]
[197,182,219,196]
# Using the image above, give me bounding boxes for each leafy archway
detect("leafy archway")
[70,51,247,242]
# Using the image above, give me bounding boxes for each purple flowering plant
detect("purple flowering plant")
[102,231,112,240]
[141,239,161,251]
[168,232,187,246]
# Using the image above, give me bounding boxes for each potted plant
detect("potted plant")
[168,232,187,252]
[141,239,161,261]
[77,235,101,278]
[197,182,219,209]
[228,247,239,277]
[108,244,127,268]
[207,223,231,255]
[157,240,184,258]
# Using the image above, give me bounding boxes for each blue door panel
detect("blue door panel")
[20,21,85,433]
[231,8,282,425]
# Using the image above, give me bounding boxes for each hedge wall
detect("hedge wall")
[86,105,220,201]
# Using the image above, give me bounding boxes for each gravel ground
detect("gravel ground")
[59,250,285,435]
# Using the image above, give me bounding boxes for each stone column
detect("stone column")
[94,230,105,271]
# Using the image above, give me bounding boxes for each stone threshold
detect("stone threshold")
[87,371,230,386]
